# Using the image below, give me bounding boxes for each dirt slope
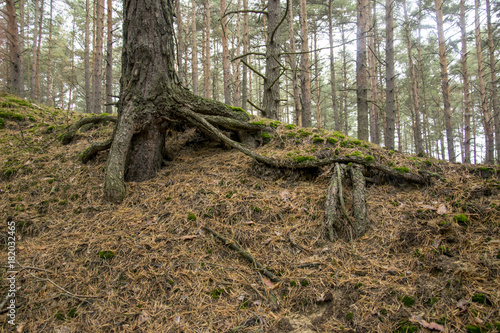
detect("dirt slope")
[1,93,499,332]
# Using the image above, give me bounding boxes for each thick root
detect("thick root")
[59,115,116,145]
[79,138,113,163]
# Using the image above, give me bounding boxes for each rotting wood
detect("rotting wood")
[202,226,280,282]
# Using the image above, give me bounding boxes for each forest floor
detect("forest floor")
[1,93,500,333]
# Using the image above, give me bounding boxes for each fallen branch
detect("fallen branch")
[203,226,280,282]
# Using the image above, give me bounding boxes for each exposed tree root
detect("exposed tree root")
[59,115,116,145]
[79,138,113,163]
[325,163,369,242]
[203,226,280,283]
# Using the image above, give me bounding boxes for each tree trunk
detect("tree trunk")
[474,0,494,164]
[203,0,211,98]
[19,0,25,96]
[460,0,471,164]
[69,20,76,111]
[46,0,53,105]
[486,0,499,162]
[368,0,379,144]
[403,0,424,156]
[328,0,340,132]
[262,0,281,120]
[341,24,349,135]
[356,0,369,141]
[221,0,232,105]
[92,0,104,114]
[299,0,311,127]
[105,0,113,114]
[384,0,395,150]
[314,27,322,128]
[35,0,44,102]
[6,0,23,95]
[29,0,39,100]
[191,0,198,95]
[232,0,242,108]
[288,0,301,126]
[242,0,249,111]
[435,0,456,162]
[85,0,92,112]
[395,80,402,152]
[176,0,184,85]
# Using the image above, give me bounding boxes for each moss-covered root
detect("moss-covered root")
[59,115,116,145]
[351,164,368,238]
[325,164,341,242]
[80,138,113,163]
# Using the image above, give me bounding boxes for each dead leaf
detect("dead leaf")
[280,190,290,201]
[410,315,445,332]
[456,299,469,312]
[179,235,198,240]
[244,221,255,225]
[262,276,276,289]
[420,204,436,211]
[437,204,447,215]
[137,311,150,325]
[263,238,272,245]
[432,238,442,248]
[16,322,26,333]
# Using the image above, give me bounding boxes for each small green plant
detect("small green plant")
[426,297,439,306]
[401,295,415,307]
[187,213,197,221]
[210,288,224,299]
[327,137,338,145]
[395,321,418,333]
[298,129,313,137]
[98,251,115,259]
[465,325,481,333]
[250,119,266,126]
[0,118,4,128]
[290,280,297,287]
[346,312,353,320]
[67,308,77,318]
[472,293,487,304]
[252,206,261,213]
[380,308,387,316]
[55,310,65,320]
[312,137,324,144]
[269,120,281,129]
[424,160,432,166]
[293,156,315,163]
[496,251,500,259]
[300,279,309,287]
[285,124,296,130]
[453,214,469,226]
[354,283,363,289]
[365,155,374,162]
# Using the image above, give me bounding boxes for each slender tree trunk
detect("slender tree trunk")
[474,0,494,163]
[404,0,424,155]
[242,0,249,110]
[384,0,395,150]
[85,0,91,112]
[29,0,39,100]
[35,0,44,101]
[203,0,211,98]
[288,0,301,126]
[105,0,113,114]
[46,0,53,105]
[221,0,232,105]
[435,0,456,162]
[460,0,471,163]
[19,0,25,96]
[341,24,349,135]
[356,0,369,141]
[262,0,281,120]
[314,27,321,128]
[395,80,402,152]
[486,0,500,162]
[69,20,76,111]
[328,0,340,131]
[368,0,379,143]
[191,0,198,95]
[6,0,23,95]
[233,0,242,108]
[417,0,429,155]
[299,0,312,126]
[92,0,104,114]
[176,0,184,84]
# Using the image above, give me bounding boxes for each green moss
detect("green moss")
[401,295,415,307]
[0,110,25,121]
[365,155,375,162]
[496,251,500,259]
[389,150,395,155]
[465,325,481,333]
[453,214,469,226]
[395,321,418,333]
[0,118,4,128]
[269,120,281,129]
[285,124,296,130]
[100,112,110,116]
[332,131,345,139]
[252,206,261,213]
[250,120,267,126]
[392,167,410,173]
[290,280,297,287]
[293,155,315,163]
[327,137,338,145]
[300,279,309,287]
[340,138,362,148]
[312,137,324,144]
[346,312,353,321]
[67,308,77,318]
[187,213,197,221]
[351,151,362,157]
[210,288,224,299]
[354,283,363,289]
[287,132,297,137]
[55,310,65,320]
[472,293,486,304]
[298,129,313,137]
[98,250,115,259]
[424,160,432,166]
[6,97,33,108]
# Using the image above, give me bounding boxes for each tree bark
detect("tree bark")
[384,0,395,150]
[474,0,494,164]
[328,0,340,132]
[6,0,23,95]
[460,0,471,164]
[29,0,39,100]
[232,0,242,108]
[356,0,369,141]
[191,0,198,95]
[288,0,301,126]
[262,0,281,120]
[203,0,211,98]
[486,0,499,162]
[46,0,53,105]
[435,0,456,162]
[221,0,232,105]
[403,0,424,156]
[314,26,321,128]
[92,0,105,114]
[299,0,312,127]
[368,0,379,144]
[34,0,44,101]
[176,0,184,85]
[85,0,92,113]
[242,0,249,111]
[105,0,113,114]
